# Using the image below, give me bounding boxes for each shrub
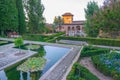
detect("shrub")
[67,63,99,80]
[22,32,64,42]
[80,46,110,57]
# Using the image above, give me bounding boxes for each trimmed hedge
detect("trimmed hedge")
[80,46,110,57]
[22,32,64,42]
[57,36,120,47]
[91,53,120,80]
[67,63,99,80]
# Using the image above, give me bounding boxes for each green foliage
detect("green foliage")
[14,37,23,47]
[67,63,99,80]
[92,52,120,80]
[23,32,64,42]
[17,57,46,72]
[84,1,99,37]
[53,16,63,31]
[85,0,120,38]
[16,0,26,35]
[81,46,110,57]
[25,0,45,33]
[0,0,18,35]
[58,36,120,47]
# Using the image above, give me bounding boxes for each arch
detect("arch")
[76,26,80,30]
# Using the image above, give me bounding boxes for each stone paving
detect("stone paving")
[40,46,81,80]
[59,40,88,45]
[59,40,120,50]
[0,43,37,70]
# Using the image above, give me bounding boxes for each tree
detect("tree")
[0,0,18,36]
[14,37,24,53]
[53,16,63,31]
[86,0,120,38]
[25,0,45,34]
[16,0,26,35]
[84,1,99,37]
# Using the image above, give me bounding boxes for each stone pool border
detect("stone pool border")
[0,38,82,80]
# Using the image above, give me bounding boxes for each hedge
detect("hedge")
[80,46,110,57]
[57,36,120,47]
[22,32,64,42]
[91,53,120,80]
[67,63,99,80]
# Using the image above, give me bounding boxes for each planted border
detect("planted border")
[67,63,99,80]
[91,53,120,80]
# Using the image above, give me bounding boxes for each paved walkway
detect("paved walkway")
[0,43,37,70]
[40,46,82,80]
[59,40,88,45]
[80,57,113,80]
[58,40,120,50]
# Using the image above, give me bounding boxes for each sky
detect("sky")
[42,0,104,23]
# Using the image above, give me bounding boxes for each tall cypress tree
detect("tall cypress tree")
[16,0,26,35]
[0,0,18,36]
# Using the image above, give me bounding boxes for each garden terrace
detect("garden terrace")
[0,38,82,80]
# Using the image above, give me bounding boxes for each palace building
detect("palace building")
[56,12,86,36]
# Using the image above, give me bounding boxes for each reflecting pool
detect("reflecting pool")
[0,45,70,80]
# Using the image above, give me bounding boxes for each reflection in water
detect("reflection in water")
[0,70,7,80]
[1,46,69,80]
[19,71,41,80]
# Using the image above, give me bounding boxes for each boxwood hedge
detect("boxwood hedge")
[80,46,110,57]
[67,63,99,80]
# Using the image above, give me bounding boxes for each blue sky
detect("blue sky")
[42,0,104,23]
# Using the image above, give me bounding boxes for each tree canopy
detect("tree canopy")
[25,0,46,34]
[84,1,99,37]
[0,0,18,35]
[85,0,120,38]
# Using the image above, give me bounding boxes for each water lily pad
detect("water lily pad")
[17,57,46,72]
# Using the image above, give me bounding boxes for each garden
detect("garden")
[67,45,120,80]
[67,63,99,80]
[92,52,120,80]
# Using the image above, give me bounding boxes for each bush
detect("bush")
[67,63,99,80]
[57,36,120,47]
[22,32,64,42]
[91,53,120,80]
[80,46,110,57]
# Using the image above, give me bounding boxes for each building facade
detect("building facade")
[56,12,85,36]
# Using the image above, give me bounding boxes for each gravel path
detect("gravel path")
[80,57,113,80]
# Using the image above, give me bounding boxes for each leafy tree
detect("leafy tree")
[87,0,120,38]
[53,16,63,31]
[25,0,45,34]
[84,1,99,37]
[0,0,18,36]
[16,0,26,35]
[14,37,24,53]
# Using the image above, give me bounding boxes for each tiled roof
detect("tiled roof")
[62,12,74,16]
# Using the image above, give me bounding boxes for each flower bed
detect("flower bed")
[17,57,46,72]
[92,52,120,80]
